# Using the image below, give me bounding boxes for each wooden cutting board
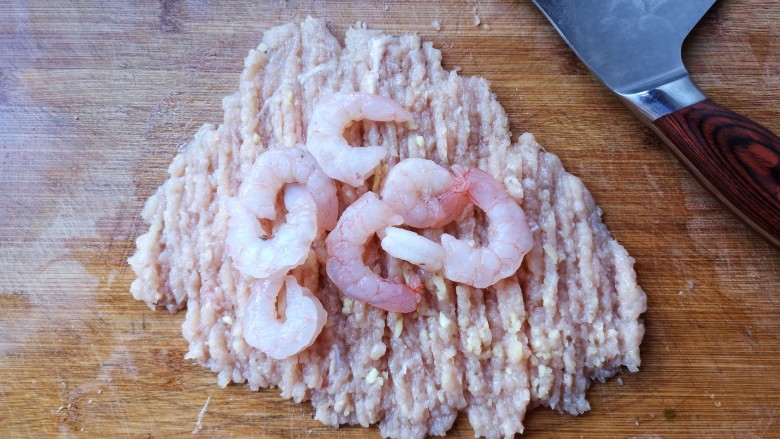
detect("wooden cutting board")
[1,1,778,437]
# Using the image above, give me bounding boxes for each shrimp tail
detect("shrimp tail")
[461,167,507,210]
[369,280,420,313]
[337,145,387,187]
[354,94,415,123]
[429,168,470,228]
[407,272,424,293]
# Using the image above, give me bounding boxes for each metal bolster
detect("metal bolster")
[617,75,707,124]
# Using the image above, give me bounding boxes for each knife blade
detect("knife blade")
[533,0,780,248]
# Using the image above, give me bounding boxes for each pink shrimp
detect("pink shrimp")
[306,92,415,187]
[242,275,327,360]
[325,192,421,313]
[440,166,533,288]
[239,146,338,231]
[226,183,317,279]
[380,158,469,228]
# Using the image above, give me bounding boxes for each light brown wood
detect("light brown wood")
[1,1,779,437]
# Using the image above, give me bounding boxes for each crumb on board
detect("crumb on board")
[431,20,441,31]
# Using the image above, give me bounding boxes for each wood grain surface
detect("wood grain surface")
[1,1,779,437]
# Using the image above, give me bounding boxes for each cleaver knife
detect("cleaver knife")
[533,0,780,247]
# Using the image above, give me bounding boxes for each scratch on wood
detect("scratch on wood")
[192,395,211,435]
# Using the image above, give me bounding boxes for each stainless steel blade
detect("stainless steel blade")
[533,0,716,95]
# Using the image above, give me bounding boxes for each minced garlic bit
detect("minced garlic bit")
[222,315,234,326]
[370,343,387,360]
[257,42,269,53]
[507,340,525,363]
[283,89,294,105]
[372,165,385,193]
[543,243,559,264]
[432,273,447,301]
[366,368,382,385]
[465,332,482,355]
[504,175,523,199]
[342,297,354,315]
[414,135,425,148]
[439,312,452,329]
[401,264,413,285]
[441,371,455,391]
[393,319,404,338]
[231,338,244,354]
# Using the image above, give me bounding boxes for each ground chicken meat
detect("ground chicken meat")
[128,17,646,439]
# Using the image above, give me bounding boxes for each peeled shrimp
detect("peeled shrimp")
[242,275,327,360]
[239,146,338,231]
[440,166,533,288]
[380,226,445,272]
[226,183,317,279]
[325,192,421,313]
[380,158,469,228]
[306,92,415,187]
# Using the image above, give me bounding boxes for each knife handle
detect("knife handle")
[652,99,780,247]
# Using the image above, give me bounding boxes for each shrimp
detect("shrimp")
[226,183,317,279]
[325,192,421,313]
[242,275,327,360]
[306,92,415,187]
[380,226,445,272]
[380,158,469,228]
[440,166,533,288]
[239,146,338,231]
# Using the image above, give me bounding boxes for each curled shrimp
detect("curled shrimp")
[380,158,469,228]
[325,192,421,313]
[226,183,317,279]
[440,166,533,288]
[306,92,415,187]
[239,146,338,231]
[242,275,327,360]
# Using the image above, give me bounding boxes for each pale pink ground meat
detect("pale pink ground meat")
[128,17,647,439]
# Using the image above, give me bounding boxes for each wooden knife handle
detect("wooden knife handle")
[653,99,780,247]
